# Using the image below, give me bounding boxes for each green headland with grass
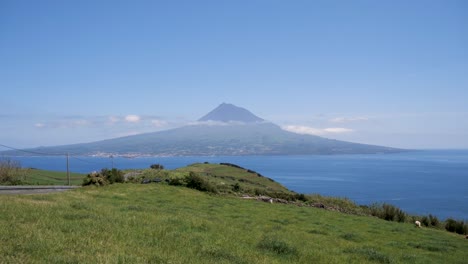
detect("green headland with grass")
[1,162,467,263]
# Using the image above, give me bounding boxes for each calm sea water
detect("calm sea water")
[8,150,468,220]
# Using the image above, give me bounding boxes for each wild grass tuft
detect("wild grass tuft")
[344,247,392,264]
[307,229,328,235]
[257,235,298,256]
[340,233,363,242]
[407,242,450,252]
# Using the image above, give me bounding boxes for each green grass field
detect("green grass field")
[21,169,85,185]
[1,183,466,263]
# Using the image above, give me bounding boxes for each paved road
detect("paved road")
[0,185,80,195]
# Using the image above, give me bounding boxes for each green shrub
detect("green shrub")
[445,218,467,235]
[82,171,109,186]
[185,172,217,193]
[150,164,164,170]
[294,193,308,202]
[421,215,430,227]
[266,191,291,201]
[418,214,440,228]
[232,182,241,192]
[368,203,406,223]
[101,168,124,184]
[168,177,185,186]
[254,188,266,196]
[0,158,25,185]
[82,168,124,186]
[368,203,381,217]
[429,214,440,227]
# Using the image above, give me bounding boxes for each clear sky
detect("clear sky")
[1,0,467,149]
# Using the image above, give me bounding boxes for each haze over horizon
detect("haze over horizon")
[1,0,467,150]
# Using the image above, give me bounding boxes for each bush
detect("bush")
[294,193,308,202]
[429,214,440,227]
[232,182,241,192]
[82,171,109,186]
[418,214,440,228]
[445,218,467,235]
[0,158,24,185]
[168,177,185,186]
[82,168,124,186]
[150,164,164,170]
[101,168,124,184]
[368,203,406,223]
[185,172,217,193]
[421,215,430,227]
[254,188,266,196]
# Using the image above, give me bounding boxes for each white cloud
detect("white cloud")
[108,116,120,124]
[116,131,140,137]
[151,119,168,127]
[323,127,354,133]
[330,117,369,123]
[125,115,141,123]
[282,125,326,135]
[35,123,45,128]
[282,125,354,135]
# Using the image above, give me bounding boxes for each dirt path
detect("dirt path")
[0,186,79,195]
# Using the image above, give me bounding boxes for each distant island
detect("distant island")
[1,103,403,156]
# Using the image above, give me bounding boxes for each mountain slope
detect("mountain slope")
[2,104,403,156]
[7,122,400,156]
[198,103,264,123]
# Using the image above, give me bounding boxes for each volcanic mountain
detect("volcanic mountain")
[3,104,402,156]
[198,103,264,123]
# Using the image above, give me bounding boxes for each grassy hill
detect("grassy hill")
[1,183,466,263]
[136,162,291,195]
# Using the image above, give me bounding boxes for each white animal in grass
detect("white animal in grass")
[415,221,421,228]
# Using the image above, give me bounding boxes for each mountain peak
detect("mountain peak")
[198,103,264,123]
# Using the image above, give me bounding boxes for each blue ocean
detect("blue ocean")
[8,150,468,220]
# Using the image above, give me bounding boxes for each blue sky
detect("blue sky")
[1,0,467,149]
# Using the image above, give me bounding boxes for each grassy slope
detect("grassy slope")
[131,163,292,196]
[1,184,466,263]
[174,163,289,193]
